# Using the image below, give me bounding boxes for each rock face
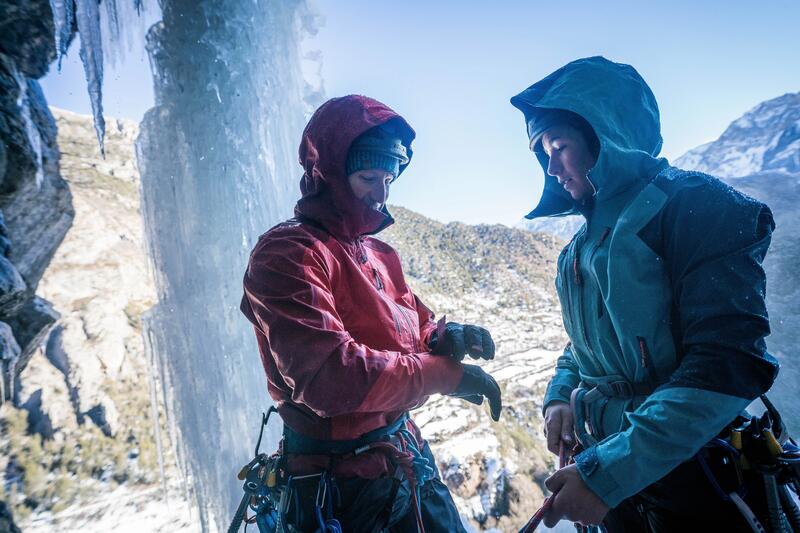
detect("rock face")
[0,4,75,532]
[0,0,74,411]
[2,108,193,532]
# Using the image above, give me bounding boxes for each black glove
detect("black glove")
[449,364,502,421]
[430,322,495,362]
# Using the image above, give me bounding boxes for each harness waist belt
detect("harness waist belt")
[582,379,658,403]
[282,413,409,455]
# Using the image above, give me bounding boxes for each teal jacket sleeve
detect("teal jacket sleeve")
[543,343,581,414]
[575,174,780,507]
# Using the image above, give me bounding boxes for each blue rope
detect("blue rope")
[397,429,434,484]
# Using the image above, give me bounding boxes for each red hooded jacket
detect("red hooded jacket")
[240,96,463,472]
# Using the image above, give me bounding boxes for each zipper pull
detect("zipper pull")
[358,239,368,263]
[573,250,582,285]
[372,268,384,290]
[598,227,611,246]
[637,336,649,368]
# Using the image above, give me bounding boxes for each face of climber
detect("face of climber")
[541,124,597,202]
[347,169,395,211]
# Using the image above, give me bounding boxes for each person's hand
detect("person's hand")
[544,401,574,455]
[449,364,502,421]
[431,322,495,361]
[543,464,609,527]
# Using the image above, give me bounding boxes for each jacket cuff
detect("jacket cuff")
[420,354,463,395]
[574,445,627,508]
[543,383,574,415]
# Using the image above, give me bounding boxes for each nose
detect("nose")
[372,179,390,205]
[547,154,562,178]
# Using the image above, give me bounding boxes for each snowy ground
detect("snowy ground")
[21,482,198,533]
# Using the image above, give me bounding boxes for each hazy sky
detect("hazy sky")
[42,0,800,226]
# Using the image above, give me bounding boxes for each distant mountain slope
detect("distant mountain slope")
[382,207,570,530]
[516,214,583,241]
[383,206,567,353]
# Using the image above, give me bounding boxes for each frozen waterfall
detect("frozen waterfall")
[136,1,319,530]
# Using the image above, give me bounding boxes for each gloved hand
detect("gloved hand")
[449,364,502,421]
[430,322,495,361]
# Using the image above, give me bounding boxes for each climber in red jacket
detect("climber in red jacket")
[240,95,502,532]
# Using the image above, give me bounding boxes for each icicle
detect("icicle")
[134,0,143,16]
[104,0,121,49]
[14,73,44,188]
[49,0,75,70]
[74,0,106,156]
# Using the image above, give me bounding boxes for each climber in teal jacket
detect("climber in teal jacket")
[510,56,779,530]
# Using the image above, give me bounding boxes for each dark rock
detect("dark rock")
[86,403,117,438]
[0,0,57,79]
[5,296,58,381]
[0,210,11,256]
[0,256,25,317]
[0,320,20,403]
[0,500,22,533]
[0,75,73,289]
[20,388,54,438]
[0,53,38,195]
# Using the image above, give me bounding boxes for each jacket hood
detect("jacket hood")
[510,56,669,219]
[295,95,415,240]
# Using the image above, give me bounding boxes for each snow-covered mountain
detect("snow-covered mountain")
[675,93,800,178]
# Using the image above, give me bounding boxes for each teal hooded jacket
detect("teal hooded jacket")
[510,57,779,507]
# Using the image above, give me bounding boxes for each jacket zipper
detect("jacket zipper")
[573,225,615,372]
[571,227,596,360]
[358,238,420,351]
[390,299,420,352]
[561,228,584,337]
[637,336,659,383]
[358,238,401,335]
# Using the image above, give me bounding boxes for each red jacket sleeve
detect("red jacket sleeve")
[242,231,462,418]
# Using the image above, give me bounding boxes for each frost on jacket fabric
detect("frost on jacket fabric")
[240,96,463,476]
[511,57,779,508]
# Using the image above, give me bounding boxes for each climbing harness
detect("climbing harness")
[228,410,433,533]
